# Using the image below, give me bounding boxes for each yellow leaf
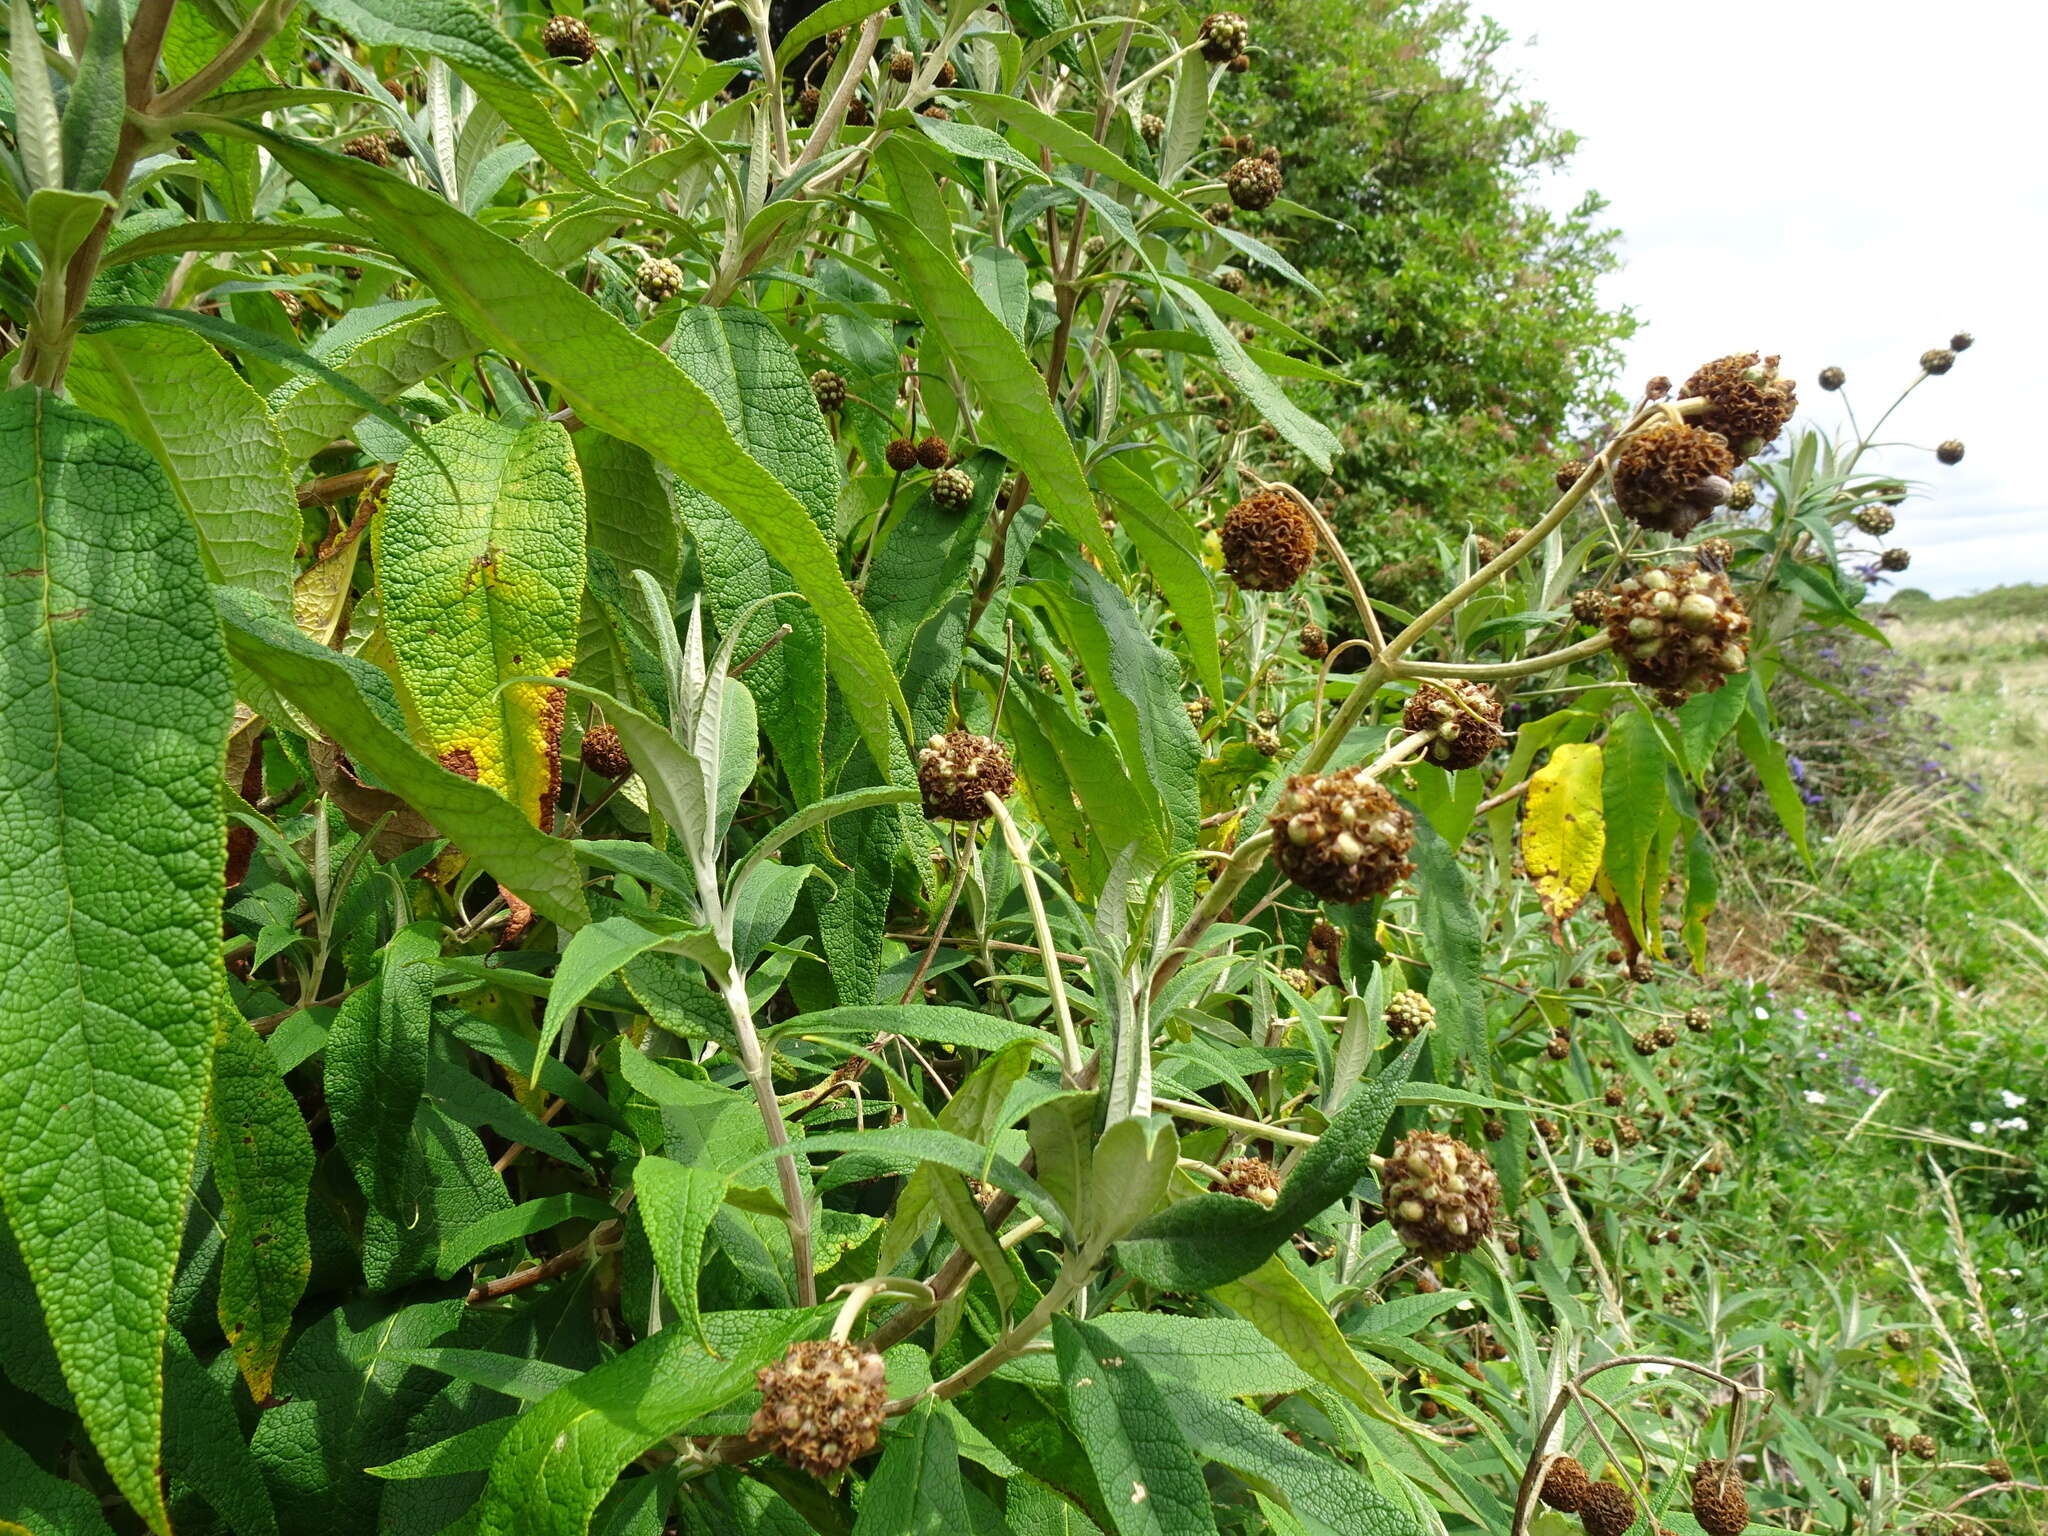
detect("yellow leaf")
[1522,743,1605,921]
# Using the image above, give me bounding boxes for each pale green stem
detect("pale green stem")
[984,793,1084,1083]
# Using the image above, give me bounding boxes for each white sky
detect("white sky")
[1476,0,2048,597]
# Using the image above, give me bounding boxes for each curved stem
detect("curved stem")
[984,793,1084,1083]
[1399,633,1614,681]
[1254,476,1385,658]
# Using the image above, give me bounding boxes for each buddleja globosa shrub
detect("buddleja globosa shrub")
[0,0,1961,1531]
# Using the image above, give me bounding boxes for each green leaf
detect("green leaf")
[164,1334,280,1536]
[865,206,1116,575]
[379,414,586,828]
[378,1348,580,1402]
[666,308,837,807]
[58,0,124,191]
[68,322,300,611]
[439,1193,618,1278]
[473,1309,827,1536]
[748,1127,1064,1232]
[297,0,594,189]
[246,132,910,776]
[8,0,62,194]
[1053,1316,1219,1536]
[272,298,479,466]
[1092,456,1222,705]
[1157,279,1338,470]
[576,428,679,590]
[209,1012,314,1402]
[325,921,441,1217]
[24,187,114,270]
[632,1157,726,1353]
[774,1004,1057,1057]
[855,1400,973,1535]
[0,1430,117,1534]
[0,386,231,1536]
[1600,708,1667,945]
[1212,1257,1405,1430]
[1116,1038,1423,1292]
[538,914,718,1070]
[1408,808,1487,1088]
[1736,681,1811,868]
[216,589,589,929]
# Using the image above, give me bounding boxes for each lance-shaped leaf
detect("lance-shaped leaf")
[1053,1317,1219,1536]
[1116,1039,1423,1292]
[216,589,588,928]
[271,299,479,466]
[1521,743,1604,922]
[0,386,231,1535]
[1600,707,1668,945]
[632,1156,726,1353]
[377,415,586,828]
[325,922,441,1217]
[68,322,300,611]
[210,1012,315,1403]
[242,132,909,775]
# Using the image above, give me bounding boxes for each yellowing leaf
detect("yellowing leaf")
[375,416,585,827]
[1522,742,1604,921]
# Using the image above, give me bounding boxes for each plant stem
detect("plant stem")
[718,968,816,1306]
[984,793,1084,1083]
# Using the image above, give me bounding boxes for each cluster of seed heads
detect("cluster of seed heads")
[1385,989,1435,1040]
[809,369,846,413]
[1680,352,1797,462]
[1686,1005,1712,1033]
[1382,1130,1501,1259]
[1612,422,1734,538]
[1853,504,1895,537]
[931,466,975,511]
[1209,1155,1281,1207]
[1401,680,1504,770]
[579,724,632,780]
[915,731,1015,822]
[750,1340,888,1480]
[1604,563,1751,705]
[542,14,597,62]
[1199,10,1250,61]
[1937,438,1965,465]
[1266,767,1415,903]
[637,256,684,302]
[1224,156,1283,211]
[1220,488,1317,590]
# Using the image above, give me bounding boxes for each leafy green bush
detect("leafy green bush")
[0,3,2031,1535]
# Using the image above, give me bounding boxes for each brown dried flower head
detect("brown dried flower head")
[1298,619,1329,660]
[931,466,975,511]
[1140,112,1165,143]
[915,435,951,470]
[1401,680,1504,770]
[1382,1129,1501,1259]
[1853,504,1894,537]
[1221,488,1317,591]
[1908,1433,1937,1461]
[1726,479,1757,512]
[1540,1456,1594,1513]
[916,731,1015,821]
[1578,1482,1638,1536]
[542,14,597,62]
[1267,768,1414,903]
[342,133,393,166]
[887,47,916,81]
[1819,365,1846,391]
[1937,439,1965,465]
[1570,588,1611,626]
[1680,352,1797,461]
[751,1340,888,1480]
[794,86,821,125]
[1556,458,1591,493]
[1951,331,1974,351]
[1686,1005,1712,1032]
[1605,563,1751,705]
[1611,422,1735,537]
[1920,348,1956,376]
[1224,156,1283,212]
[579,724,633,780]
[1210,1155,1281,1208]
[1879,547,1911,572]
[1698,536,1735,568]
[885,437,919,473]
[1690,1463,1750,1536]
[1385,988,1435,1040]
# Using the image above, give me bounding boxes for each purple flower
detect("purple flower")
[1788,755,1807,783]
[1793,1007,1808,1021]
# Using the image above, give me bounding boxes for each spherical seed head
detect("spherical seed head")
[1217,267,1247,294]
[1691,1460,1750,1536]
[931,466,975,511]
[1482,1117,1506,1141]
[1604,1084,1626,1107]
[933,59,957,87]
[385,131,413,159]
[1883,1431,1907,1456]
[916,731,1015,821]
[1251,726,1283,757]
[1556,458,1591,493]
[921,105,949,120]
[795,86,820,124]
[637,256,685,302]
[1540,1456,1594,1513]
[1546,1034,1571,1060]
[916,434,951,470]
[1987,1458,2011,1480]
[845,97,873,126]
[342,133,392,167]
[1726,479,1756,511]
[1937,438,1965,465]
[1185,696,1210,724]
[579,724,633,779]
[809,369,847,412]
[887,48,915,81]
[1819,365,1846,391]
[1382,1129,1500,1259]
[1571,588,1611,626]
[1879,546,1912,572]
[1199,10,1250,61]
[1221,488,1317,590]
[1680,352,1797,462]
[1605,563,1752,705]
[1384,989,1435,1040]
[1591,1136,1614,1157]
[1266,767,1415,903]
[1920,348,1956,376]
[1210,1155,1281,1208]
[1226,52,1250,72]
[1401,680,1504,770]
[1686,1005,1712,1033]
[885,437,919,473]
[1633,1030,1658,1057]
[1854,504,1895,537]
[1645,374,1673,399]
[751,1340,888,1480]
[542,15,597,62]
[1299,620,1329,660]
[1579,1483,1638,1536]
[1535,1116,1562,1144]
[1615,1116,1642,1148]
[1612,422,1736,537]
[1887,1329,1912,1350]
[1140,112,1165,143]
[1698,536,1735,568]
[1224,156,1283,211]
[1654,1022,1680,1049]
[1951,331,1974,351]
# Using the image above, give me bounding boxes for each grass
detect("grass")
[1886,588,2048,806]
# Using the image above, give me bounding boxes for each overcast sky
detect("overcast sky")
[1476,0,2046,598]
